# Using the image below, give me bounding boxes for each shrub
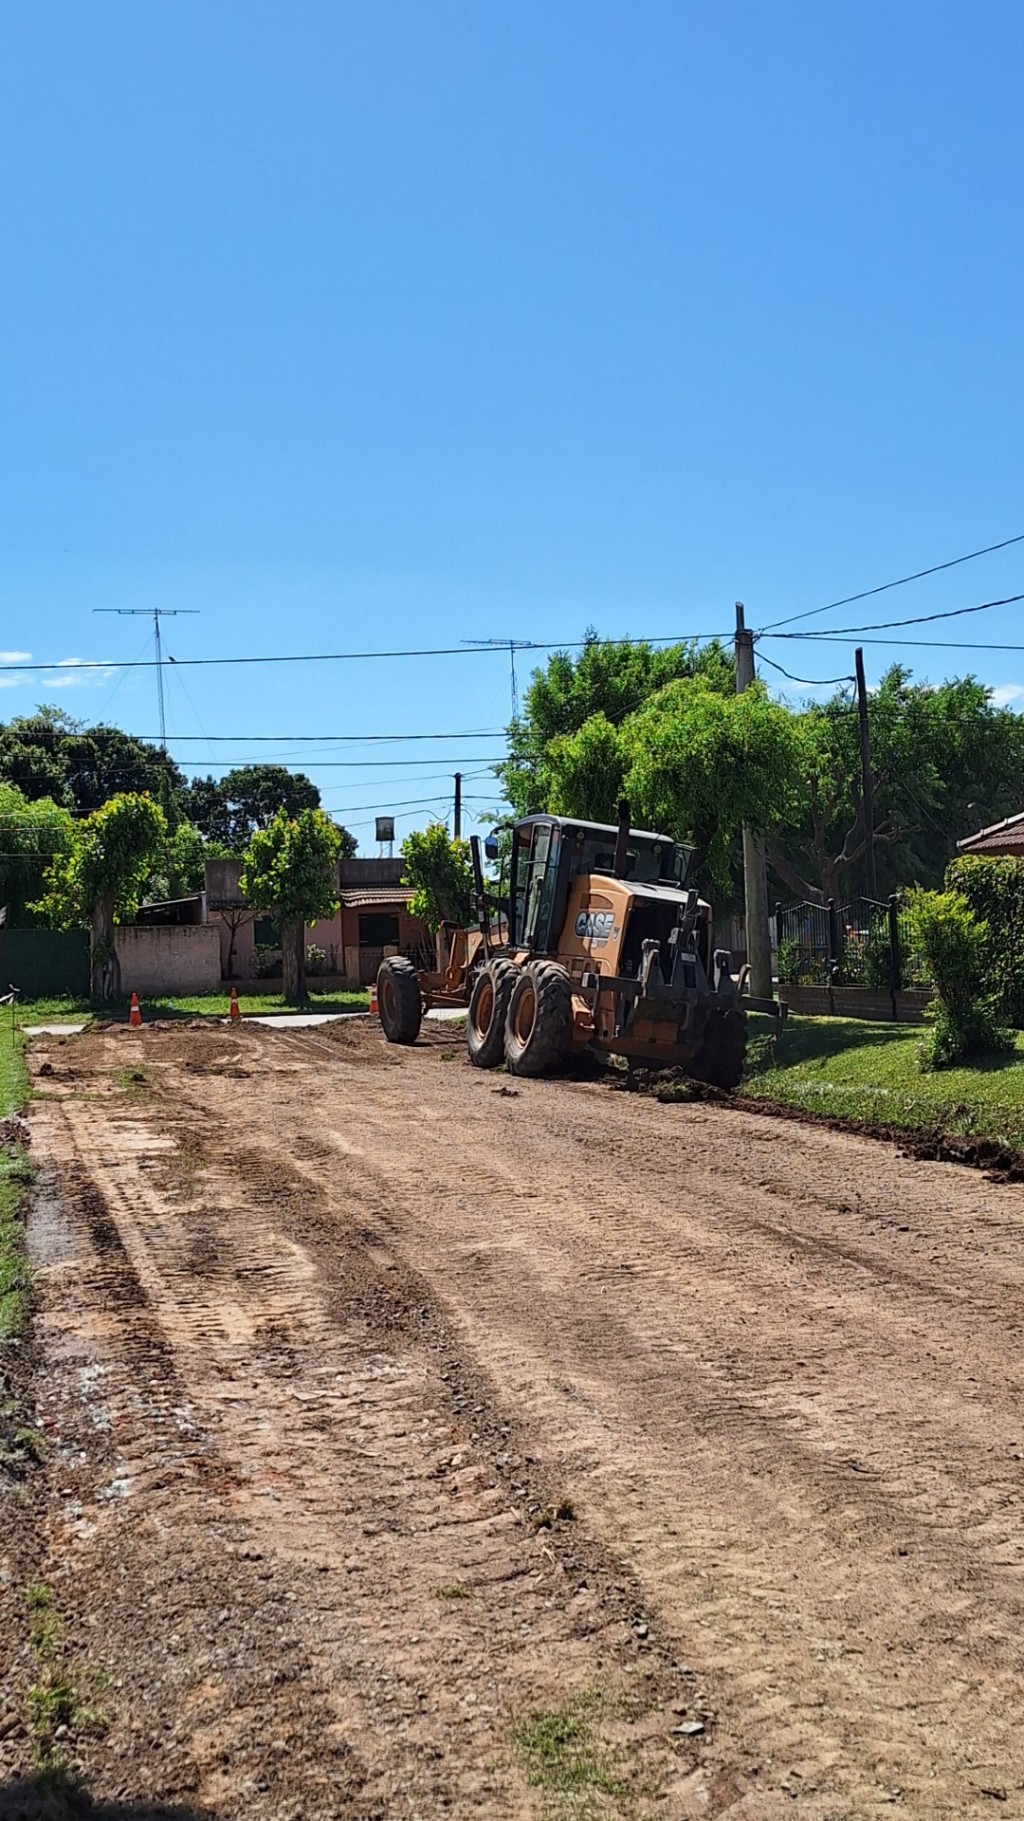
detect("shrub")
[905,887,1012,1069]
[305,943,329,976]
[946,855,1024,1026]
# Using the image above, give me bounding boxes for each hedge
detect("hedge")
[945,855,1024,1026]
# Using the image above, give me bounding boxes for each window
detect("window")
[358,912,400,948]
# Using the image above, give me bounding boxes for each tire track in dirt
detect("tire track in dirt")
[13,1033,711,1821]
[233,1019,1024,1818]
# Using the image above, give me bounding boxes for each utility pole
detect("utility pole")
[453,772,463,840]
[854,647,877,900]
[734,603,773,999]
[94,607,199,748]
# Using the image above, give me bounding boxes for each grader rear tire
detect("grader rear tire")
[467,958,518,1069]
[504,962,572,1077]
[377,957,423,1045]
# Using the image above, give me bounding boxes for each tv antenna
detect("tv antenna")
[461,638,536,720]
[94,607,200,747]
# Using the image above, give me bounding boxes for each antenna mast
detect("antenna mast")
[94,608,200,747]
[461,637,536,720]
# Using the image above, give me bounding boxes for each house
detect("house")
[204,856,431,986]
[956,811,1024,858]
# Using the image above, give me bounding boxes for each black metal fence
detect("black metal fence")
[776,893,931,997]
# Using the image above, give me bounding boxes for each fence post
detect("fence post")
[888,894,901,1022]
[827,897,840,1014]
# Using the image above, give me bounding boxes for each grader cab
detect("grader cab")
[376,803,769,1087]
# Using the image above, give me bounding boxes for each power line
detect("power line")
[126,730,506,743]
[0,633,728,675]
[756,652,856,688]
[766,634,1024,653]
[763,589,1024,640]
[308,792,497,816]
[761,531,1024,631]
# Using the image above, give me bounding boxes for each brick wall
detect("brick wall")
[114,926,222,996]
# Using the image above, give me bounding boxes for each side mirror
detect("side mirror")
[483,834,500,861]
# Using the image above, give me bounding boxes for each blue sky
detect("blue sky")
[1,1,1023,845]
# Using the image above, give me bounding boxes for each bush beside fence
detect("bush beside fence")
[946,856,1024,1027]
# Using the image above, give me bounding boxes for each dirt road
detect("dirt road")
[3,1019,1024,1819]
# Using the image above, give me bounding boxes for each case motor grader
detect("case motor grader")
[376,804,774,1086]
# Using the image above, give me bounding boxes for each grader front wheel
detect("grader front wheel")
[377,957,423,1045]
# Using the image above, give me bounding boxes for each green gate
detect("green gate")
[0,929,90,1000]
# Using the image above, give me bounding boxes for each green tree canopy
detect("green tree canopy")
[501,633,733,816]
[37,792,168,1003]
[770,668,1024,903]
[143,820,222,904]
[623,679,804,894]
[400,824,474,932]
[498,636,1024,907]
[240,807,342,1002]
[185,764,356,857]
[0,781,75,925]
[0,708,187,814]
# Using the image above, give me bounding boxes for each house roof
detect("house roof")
[339,886,416,909]
[957,811,1024,856]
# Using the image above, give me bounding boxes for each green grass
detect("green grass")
[743,1014,1024,1149]
[514,1690,629,1813]
[0,1021,31,1339]
[26,1582,105,1773]
[14,987,368,1026]
[144,987,368,1017]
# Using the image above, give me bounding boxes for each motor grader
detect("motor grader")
[376,803,774,1087]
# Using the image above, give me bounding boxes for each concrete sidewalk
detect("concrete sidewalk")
[23,1007,467,1038]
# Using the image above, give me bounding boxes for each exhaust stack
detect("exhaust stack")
[613,799,631,878]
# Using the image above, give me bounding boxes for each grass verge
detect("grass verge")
[14,987,368,1027]
[742,1014,1024,1150]
[0,1019,31,1341]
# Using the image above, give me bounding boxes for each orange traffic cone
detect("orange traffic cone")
[129,992,142,1028]
[229,986,241,1022]
[369,980,379,1017]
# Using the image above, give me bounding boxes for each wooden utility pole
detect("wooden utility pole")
[854,647,877,899]
[734,603,773,999]
[453,772,462,840]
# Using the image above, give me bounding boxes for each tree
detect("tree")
[0,782,75,925]
[544,714,626,824]
[501,632,734,815]
[400,824,475,932]
[769,669,1024,904]
[0,709,187,814]
[239,808,342,1003]
[186,765,332,852]
[37,793,168,1004]
[622,679,804,895]
[142,820,221,904]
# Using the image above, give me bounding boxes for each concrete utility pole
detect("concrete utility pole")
[734,602,773,999]
[453,772,462,840]
[854,647,878,900]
